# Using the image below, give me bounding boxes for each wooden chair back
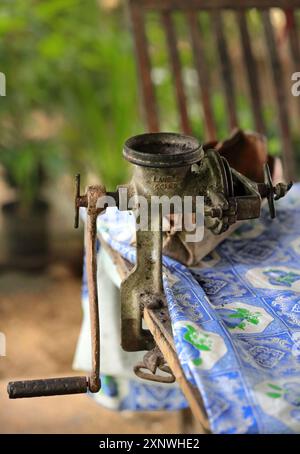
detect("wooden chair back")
[128,0,300,180]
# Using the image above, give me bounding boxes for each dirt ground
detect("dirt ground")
[0,266,182,434]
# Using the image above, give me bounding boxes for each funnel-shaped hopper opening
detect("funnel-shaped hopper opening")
[123,133,202,168]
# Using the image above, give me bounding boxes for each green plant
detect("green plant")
[0,0,143,193]
[1,140,66,210]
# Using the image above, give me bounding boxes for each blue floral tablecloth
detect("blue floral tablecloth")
[77,184,300,434]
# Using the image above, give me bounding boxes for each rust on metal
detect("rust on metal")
[8,0,300,407]
[84,185,106,393]
[104,244,210,430]
[8,131,292,402]
[7,376,88,399]
[257,164,293,218]
[121,131,291,351]
[143,304,211,432]
[8,179,106,398]
[134,345,175,383]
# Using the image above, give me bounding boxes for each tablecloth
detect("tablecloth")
[74,183,300,434]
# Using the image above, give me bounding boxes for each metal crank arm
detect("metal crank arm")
[8,176,105,398]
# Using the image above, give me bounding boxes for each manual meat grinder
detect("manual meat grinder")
[8,132,292,398]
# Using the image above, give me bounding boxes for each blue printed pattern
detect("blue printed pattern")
[90,375,187,412]
[82,185,300,433]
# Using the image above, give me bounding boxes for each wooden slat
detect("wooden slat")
[212,10,238,131]
[261,10,296,181]
[144,306,210,433]
[129,2,159,132]
[286,9,300,65]
[103,241,211,432]
[237,10,266,134]
[187,12,217,141]
[130,0,300,12]
[162,11,192,134]
[286,9,300,119]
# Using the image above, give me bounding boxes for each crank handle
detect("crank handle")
[7,181,105,400]
[7,376,96,399]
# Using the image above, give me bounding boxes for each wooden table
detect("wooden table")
[104,242,211,434]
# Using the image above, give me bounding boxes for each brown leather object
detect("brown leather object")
[204,128,274,183]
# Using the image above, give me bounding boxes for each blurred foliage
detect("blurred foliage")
[0,0,142,199]
[0,0,298,206]
[1,140,66,208]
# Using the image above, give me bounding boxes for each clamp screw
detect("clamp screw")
[74,174,87,228]
[263,164,293,219]
[74,174,81,229]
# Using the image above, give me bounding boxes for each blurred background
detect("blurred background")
[0,0,299,433]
